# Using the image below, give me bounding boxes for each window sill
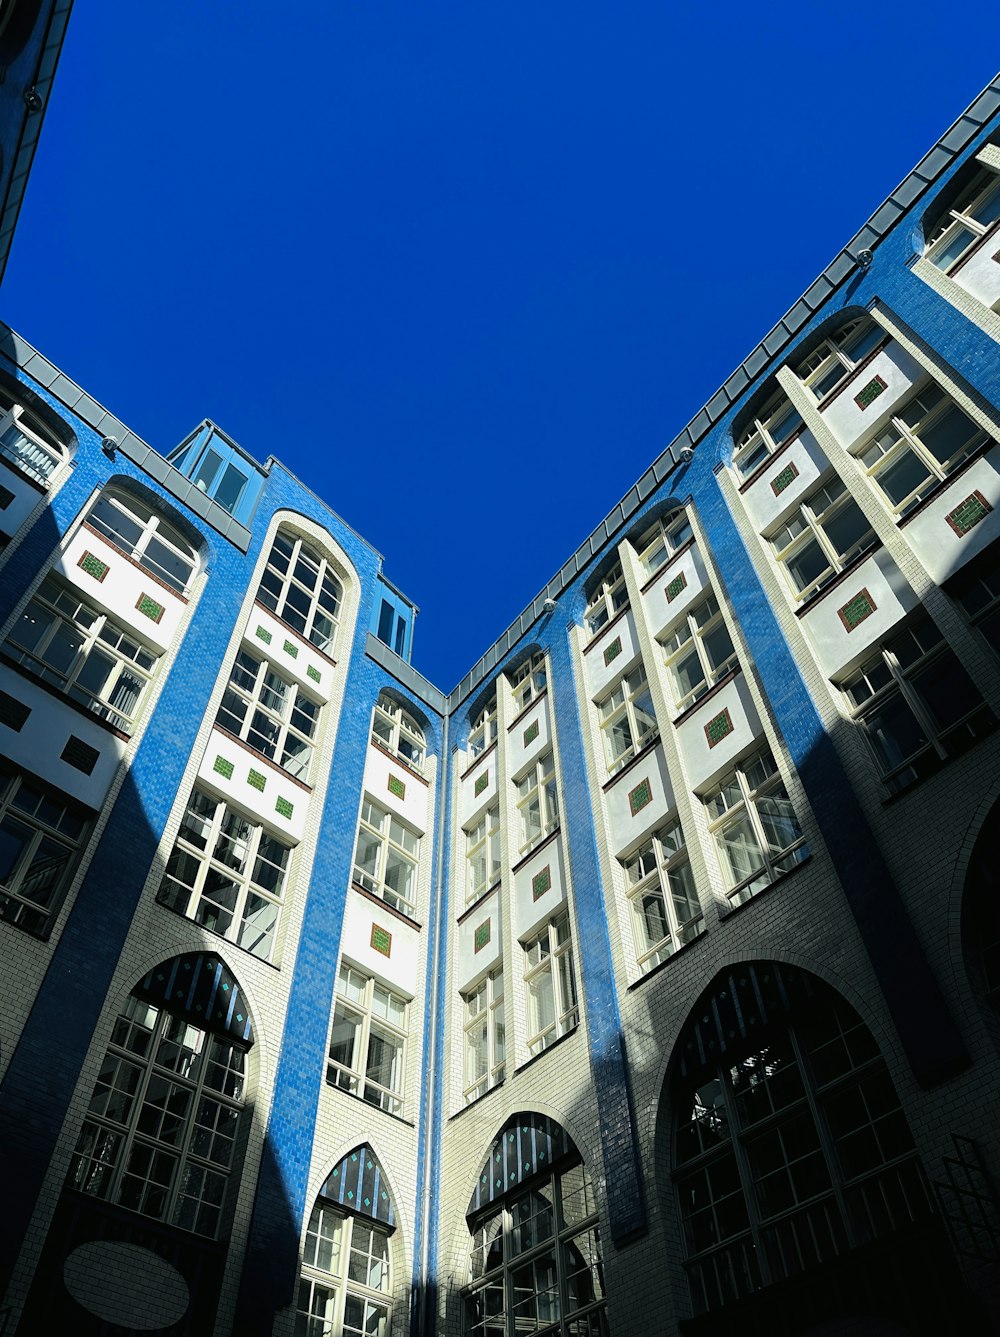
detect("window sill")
[601,733,662,792]
[639,536,697,595]
[515,1024,579,1075]
[811,335,892,412]
[353,883,423,930]
[0,650,132,741]
[671,667,740,729]
[896,439,994,528]
[507,689,549,733]
[947,214,1000,279]
[460,737,497,782]
[879,708,998,804]
[717,849,812,919]
[0,452,48,494]
[448,1078,506,1121]
[152,897,282,969]
[213,725,314,791]
[511,827,560,874]
[457,880,502,926]
[582,603,632,656]
[322,1079,414,1128]
[81,520,191,603]
[736,426,807,494]
[792,542,884,618]
[626,924,709,991]
[369,737,430,786]
[252,600,338,667]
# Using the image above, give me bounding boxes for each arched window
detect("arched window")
[926,166,1000,273]
[86,488,199,594]
[371,692,426,772]
[634,507,693,577]
[0,383,68,485]
[463,1114,608,1337]
[791,316,885,403]
[672,964,934,1318]
[469,695,498,758]
[257,530,343,655]
[65,953,254,1240]
[733,388,803,479]
[296,1145,396,1337]
[509,651,547,713]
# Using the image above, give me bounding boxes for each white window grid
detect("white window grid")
[0,761,88,938]
[792,317,885,404]
[841,614,994,794]
[7,575,159,733]
[297,1205,392,1337]
[463,1161,607,1337]
[660,595,738,711]
[584,562,629,637]
[515,752,558,856]
[326,964,408,1116]
[353,798,420,915]
[469,696,498,759]
[622,818,704,973]
[857,381,991,518]
[217,648,321,780]
[371,691,425,772]
[156,788,291,961]
[256,530,342,655]
[87,489,198,594]
[466,804,501,903]
[635,508,694,577]
[733,389,804,479]
[705,747,808,907]
[0,393,65,485]
[523,913,578,1056]
[927,166,1000,274]
[596,663,658,774]
[509,651,547,714]
[768,476,877,601]
[463,968,506,1104]
[67,994,247,1240]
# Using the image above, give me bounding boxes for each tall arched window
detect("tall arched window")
[463,1114,608,1337]
[86,487,199,594]
[371,691,426,772]
[296,1145,397,1337]
[256,530,342,655]
[65,953,254,1240]
[671,964,935,1319]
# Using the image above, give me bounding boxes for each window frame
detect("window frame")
[660,594,738,711]
[326,964,408,1117]
[352,798,420,916]
[622,817,704,973]
[0,762,89,938]
[515,752,558,856]
[634,509,694,578]
[469,696,498,759]
[767,475,878,601]
[733,389,804,479]
[296,1202,393,1337]
[509,651,547,714]
[584,562,629,638]
[0,392,66,486]
[465,804,501,904]
[86,489,198,595]
[216,648,321,781]
[370,692,426,773]
[462,967,506,1104]
[256,530,343,656]
[523,912,578,1056]
[791,317,885,404]
[926,166,1000,274]
[595,661,658,774]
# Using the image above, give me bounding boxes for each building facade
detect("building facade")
[1,63,1000,1337]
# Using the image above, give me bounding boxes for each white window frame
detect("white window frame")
[509,651,547,714]
[584,562,629,637]
[927,166,1000,274]
[6,575,160,733]
[705,747,808,907]
[371,691,425,773]
[622,818,704,973]
[523,913,578,1056]
[733,389,803,479]
[352,798,420,915]
[634,508,693,577]
[463,968,506,1104]
[156,788,291,961]
[0,761,89,938]
[326,964,408,1116]
[660,595,738,711]
[217,649,321,780]
[515,752,558,856]
[857,381,991,518]
[792,317,885,403]
[0,391,65,485]
[596,662,658,774]
[297,1203,392,1337]
[768,475,877,601]
[465,804,501,903]
[256,530,342,655]
[86,489,198,594]
[469,696,498,759]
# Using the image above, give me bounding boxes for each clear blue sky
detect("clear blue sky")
[1,4,996,689]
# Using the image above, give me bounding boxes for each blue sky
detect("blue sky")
[2,5,996,688]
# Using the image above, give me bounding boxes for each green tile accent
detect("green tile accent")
[248,768,266,792]
[603,636,622,667]
[371,924,392,957]
[523,719,539,746]
[532,865,552,900]
[628,777,651,817]
[283,639,299,659]
[770,462,799,496]
[838,589,877,631]
[704,708,734,748]
[388,773,406,800]
[307,664,322,684]
[854,374,887,410]
[61,735,99,775]
[275,795,294,819]
[946,491,993,537]
[474,919,491,953]
[255,625,273,645]
[78,550,109,582]
[136,592,165,623]
[213,755,234,781]
[665,571,687,603]
[474,771,489,797]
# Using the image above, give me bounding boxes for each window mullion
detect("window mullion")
[789,1028,857,1249]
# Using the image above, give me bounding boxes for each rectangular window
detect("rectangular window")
[858,382,990,518]
[661,596,738,710]
[622,818,704,973]
[734,390,803,478]
[793,317,884,403]
[353,799,420,915]
[469,697,498,758]
[0,761,89,937]
[842,614,995,794]
[6,576,159,733]
[705,747,808,907]
[510,651,547,713]
[466,805,501,903]
[585,563,629,637]
[635,509,693,577]
[515,753,558,856]
[597,663,658,773]
[524,914,578,1056]
[216,649,320,780]
[156,789,292,961]
[927,168,1000,273]
[463,968,505,1103]
[768,476,877,600]
[326,964,407,1116]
